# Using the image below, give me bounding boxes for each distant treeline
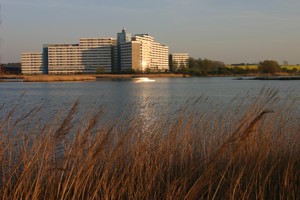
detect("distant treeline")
[0,63,21,74]
[173,58,299,75]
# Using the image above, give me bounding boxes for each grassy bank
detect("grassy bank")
[0,89,299,199]
[23,75,97,82]
[0,74,24,79]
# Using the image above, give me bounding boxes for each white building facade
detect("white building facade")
[169,53,189,71]
[80,38,116,73]
[151,42,169,71]
[48,44,82,74]
[120,41,141,72]
[131,34,169,72]
[21,52,44,74]
[46,38,116,74]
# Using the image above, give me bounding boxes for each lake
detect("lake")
[0,77,299,126]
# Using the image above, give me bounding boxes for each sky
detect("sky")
[0,0,300,64]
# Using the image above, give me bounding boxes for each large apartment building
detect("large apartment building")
[79,38,116,73]
[119,41,141,71]
[47,44,82,74]
[21,52,44,74]
[46,38,116,74]
[132,34,153,71]
[113,28,132,72]
[21,29,172,74]
[151,42,169,71]
[169,53,190,71]
[132,34,168,71]
[116,32,169,72]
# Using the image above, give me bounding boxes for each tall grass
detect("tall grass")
[22,75,96,82]
[0,89,299,199]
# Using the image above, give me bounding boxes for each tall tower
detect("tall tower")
[117,28,132,44]
[114,28,132,72]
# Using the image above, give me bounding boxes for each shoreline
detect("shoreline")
[0,74,189,82]
[0,73,299,82]
[95,73,190,79]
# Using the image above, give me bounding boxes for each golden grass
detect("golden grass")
[0,75,24,79]
[0,89,299,199]
[23,75,96,82]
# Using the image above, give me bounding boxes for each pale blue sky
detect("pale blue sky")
[1,0,300,64]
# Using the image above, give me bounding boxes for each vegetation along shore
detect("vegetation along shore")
[0,74,189,82]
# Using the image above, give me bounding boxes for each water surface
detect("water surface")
[0,77,299,125]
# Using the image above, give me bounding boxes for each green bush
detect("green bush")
[258,60,281,73]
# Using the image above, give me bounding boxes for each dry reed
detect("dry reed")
[23,75,96,82]
[0,89,299,199]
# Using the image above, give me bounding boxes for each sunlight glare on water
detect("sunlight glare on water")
[133,77,156,83]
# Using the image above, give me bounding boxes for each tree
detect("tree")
[179,61,186,70]
[170,61,178,72]
[188,58,198,69]
[258,60,281,74]
[187,57,228,75]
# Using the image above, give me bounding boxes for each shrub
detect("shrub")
[258,60,281,73]
[121,68,136,74]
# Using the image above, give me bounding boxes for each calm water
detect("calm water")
[0,77,299,124]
